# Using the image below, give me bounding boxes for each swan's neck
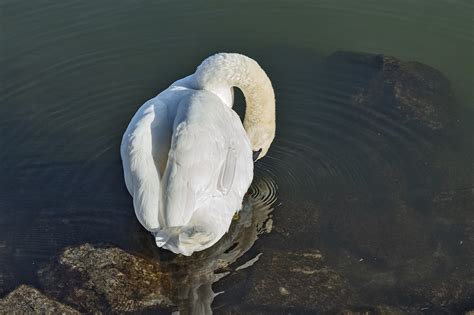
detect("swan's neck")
[195,53,275,149]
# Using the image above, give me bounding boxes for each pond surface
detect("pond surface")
[1,0,473,313]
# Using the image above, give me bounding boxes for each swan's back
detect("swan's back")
[121,86,253,255]
[161,91,253,227]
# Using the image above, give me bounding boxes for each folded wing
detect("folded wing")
[160,92,252,228]
[121,100,171,231]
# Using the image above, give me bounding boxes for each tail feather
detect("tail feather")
[153,226,215,255]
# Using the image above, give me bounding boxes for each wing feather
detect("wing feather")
[121,100,170,231]
[161,92,251,227]
[217,146,237,195]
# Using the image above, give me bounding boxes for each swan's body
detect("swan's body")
[121,53,275,255]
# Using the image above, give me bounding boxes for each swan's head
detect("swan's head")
[246,120,275,160]
[195,53,276,160]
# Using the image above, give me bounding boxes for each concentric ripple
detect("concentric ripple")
[257,58,450,201]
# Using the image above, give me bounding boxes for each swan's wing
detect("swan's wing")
[217,145,237,195]
[121,100,171,231]
[161,92,252,227]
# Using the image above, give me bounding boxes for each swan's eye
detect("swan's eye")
[253,149,262,162]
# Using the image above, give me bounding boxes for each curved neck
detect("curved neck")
[195,53,275,145]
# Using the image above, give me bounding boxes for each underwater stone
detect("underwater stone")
[326,51,460,132]
[321,187,474,312]
[38,243,172,313]
[0,285,80,314]
[237,249,355,313]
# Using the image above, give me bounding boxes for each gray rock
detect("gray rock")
[219,184,474,314]
[319,187,474,311]
[220,249,356,313]
[326,51,460,131]
[0,285,80,314]
[308,51,474,312]
[38,243,172,313]
[395,188,474,310]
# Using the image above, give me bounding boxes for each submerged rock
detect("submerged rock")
[318,187,474,312]
[0,285,80,314]
[326,51,460,132]
[216,249,356,313]
[215,182,474,313]
[39,243,172,313]
[250,250,354,311]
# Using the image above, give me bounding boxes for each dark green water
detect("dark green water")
[1,0,473,313]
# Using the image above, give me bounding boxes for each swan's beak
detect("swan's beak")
[253,149,262,162]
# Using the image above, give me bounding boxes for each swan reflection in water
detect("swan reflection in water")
[163,176,277,314]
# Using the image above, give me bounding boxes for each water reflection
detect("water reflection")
[166,176,277,314]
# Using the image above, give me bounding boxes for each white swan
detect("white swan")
[120,53,275,256]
